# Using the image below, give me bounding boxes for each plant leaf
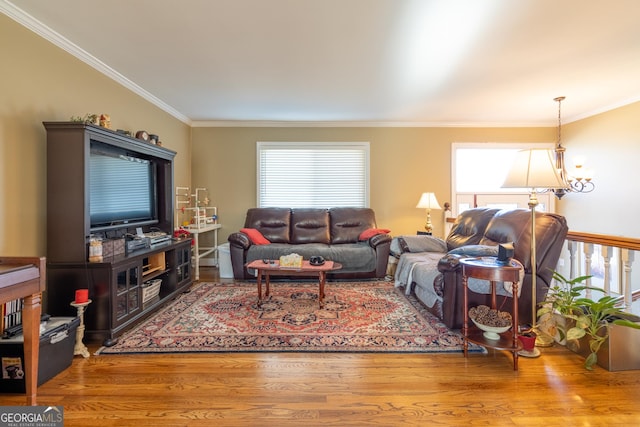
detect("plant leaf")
[584,352,598,370]
[566,327,586,341]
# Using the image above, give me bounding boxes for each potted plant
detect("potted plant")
[538,270,640,370]
[537,271,597,344]
[565,295,640,370]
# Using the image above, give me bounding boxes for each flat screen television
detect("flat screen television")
[89,141,158,232]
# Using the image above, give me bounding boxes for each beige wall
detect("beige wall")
[0,15,191,256]
[191,126,555,243]
[559,102,640,238]
[192,103,640,244]
[4,11,639,261]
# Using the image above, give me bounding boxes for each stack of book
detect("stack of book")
[1,298,23,336]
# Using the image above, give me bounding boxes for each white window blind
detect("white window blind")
[257,142,369,208]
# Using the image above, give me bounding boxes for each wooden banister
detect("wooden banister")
[566,231,640,251]
[565,231,639,311]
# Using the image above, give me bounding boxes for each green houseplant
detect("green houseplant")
[537,271,597,344]
[538,271,640,370]
[566,295,640,370]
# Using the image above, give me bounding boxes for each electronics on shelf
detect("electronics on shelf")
[144,231,171,245]
[125,236,150,253]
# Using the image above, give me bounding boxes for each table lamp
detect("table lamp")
[416,192,442,235]
[502,148,567,347]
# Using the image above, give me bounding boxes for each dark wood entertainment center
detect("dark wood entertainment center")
[44,122,192,345]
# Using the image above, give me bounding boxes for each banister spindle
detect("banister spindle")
[601,246,612,295]
[621,249,635,309]
[567,240,577,280]
[583,243,594,299]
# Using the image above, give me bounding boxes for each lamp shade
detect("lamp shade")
[416,192,442,209]
[502,149,567,190]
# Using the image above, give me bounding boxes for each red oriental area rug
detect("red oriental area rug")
[97,281,483,354]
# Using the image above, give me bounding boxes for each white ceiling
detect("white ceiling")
[3,0,640,126]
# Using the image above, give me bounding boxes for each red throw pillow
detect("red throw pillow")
[240,228,271,245]
[359,228,391,241]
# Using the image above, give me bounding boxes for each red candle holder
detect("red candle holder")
[75,289,89,304]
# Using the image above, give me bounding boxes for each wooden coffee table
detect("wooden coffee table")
[246,259,342,308]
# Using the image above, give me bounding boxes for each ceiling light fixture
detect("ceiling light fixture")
[552,96,595,199]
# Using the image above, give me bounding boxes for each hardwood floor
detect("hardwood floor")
[2,268,639,426]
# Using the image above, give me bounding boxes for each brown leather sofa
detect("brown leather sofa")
[394,208,568,329]
[228,207,391,280]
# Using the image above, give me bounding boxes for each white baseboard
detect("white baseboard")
[199,258,219,267]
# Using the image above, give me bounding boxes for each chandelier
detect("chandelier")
[552,96,595,199]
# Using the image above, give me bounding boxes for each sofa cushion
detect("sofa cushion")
[359,228,390,241]
[240,228,270,245]
[246,242,376,272]
[329,208,377,244]
[290,209,330,244]
[244,207,291,243]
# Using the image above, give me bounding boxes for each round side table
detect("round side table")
[70,299,92,358]
[460,257,523,370]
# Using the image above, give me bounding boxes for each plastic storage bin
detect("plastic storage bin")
[218,243,233,278]
[1,317,79,393]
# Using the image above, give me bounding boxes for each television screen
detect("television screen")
[89,143,157,230]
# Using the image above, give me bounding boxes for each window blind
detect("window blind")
[257,142,369,208]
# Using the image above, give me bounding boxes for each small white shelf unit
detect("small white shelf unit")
[175,187,222,280]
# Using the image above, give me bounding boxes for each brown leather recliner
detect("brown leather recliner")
[435,208,568,328]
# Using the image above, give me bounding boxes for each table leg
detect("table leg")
[193,233,200,281]
[22,292,42,406]
[512,280,519,371]
[265,272,270,298]
[319,271,326,308]
[462,274,469,358]
[256,269,263,304]
[490,280,497,309]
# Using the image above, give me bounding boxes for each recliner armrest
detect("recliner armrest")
[228,232,251,250]
[437,253,465,273]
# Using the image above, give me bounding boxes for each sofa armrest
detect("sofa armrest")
[364,233,391,278]
[368,233,392,248]
[228,232,252,250]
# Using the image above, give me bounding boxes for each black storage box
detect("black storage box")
[0,317,79,393]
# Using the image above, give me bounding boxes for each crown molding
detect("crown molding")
[190,119,556,128]
[1,1,191,125]
[568,95,640,123]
